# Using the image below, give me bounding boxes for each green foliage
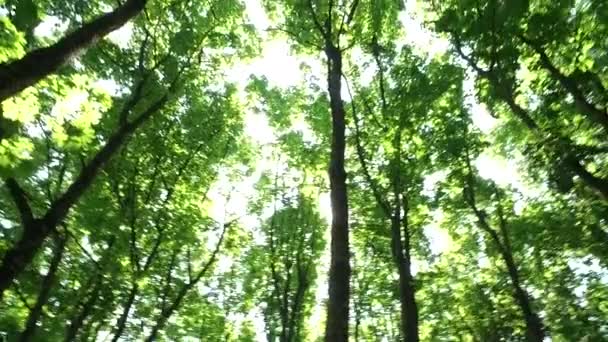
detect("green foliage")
[0,0,607,340]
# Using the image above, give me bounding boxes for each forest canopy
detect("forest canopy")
[0,0,607,341]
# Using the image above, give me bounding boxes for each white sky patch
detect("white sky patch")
[471,102,498,133]
[245,0,271,31]
[463,73,499,133]
[244,110,276,145]
[399,0,450,57]
[292,116,318,144]
[318,191,332,225]
[34,15,69,39]
[107,22,133,48]
[474,151,545,199]
[424,210,453,255]
[95,79,122,96]
[475,153,520,187]
[350,46,377,87]
[422,170,448,198]
[228,39,306,88]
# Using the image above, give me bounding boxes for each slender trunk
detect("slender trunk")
[391,117,419,341]
[65,275,103,342]
[0,0,146,102]
[475,212,546,341]
[110,283,138,342]
[391,215,419,342]
[0,221,47,298]
[354,301,361,342]
[286,264,308,342]
[464,152,546,341]
[401,243,418,342]
[146,221,228,341]
[279,268,292,342]
[145,284,190,342]
[323,42,350,342]
[501,250,545,342]
[19,236,67,341]
[0,92,169,298]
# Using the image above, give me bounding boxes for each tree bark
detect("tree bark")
[463,163,546,342]
[323,41,351,342]
[19,235,67,342]
[145,220,229,341]
[390,123,419,342]
[390,213,419,342]
[64,275,103,342]
[350,53,418,340]
[501,249,545,342]
[0,0,147,102]
[110,283,138,342]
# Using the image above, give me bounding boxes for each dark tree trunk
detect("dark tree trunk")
[396,221,419,342]
[65,276,103,342]
[390,118,419,342]
[463,149,546,342]
[391,215,419,342]
[19,235,67,342]
[110,283,138,342]
[145,221,228,341]
[0,0,147,102]
[279,268,292,342]
[475,212,546,342]
[492,75,608,199]
[501,251,545,342]
[0,221,48,299]
[323,42,350,342]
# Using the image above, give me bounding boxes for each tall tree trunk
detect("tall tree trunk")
[501,250,545,342]
[323,41,350,342]
[145,220,228,341]
[110,283,138,342]
[287,267,307,342]
[390,124,419,341]
[19,235,67,342]
[463,148,546,342]
[400,224,419,342]
[391,214,420,342]
[472,208,546,342]
[0,0,147,102]
[65,275,103,342]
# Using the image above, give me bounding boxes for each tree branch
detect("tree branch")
[4,179,35,228]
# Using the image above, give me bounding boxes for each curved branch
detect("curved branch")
[4,179,35,228]
[343,75,391,217]
[0,0,147,102]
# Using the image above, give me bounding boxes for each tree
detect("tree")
[1,0,608,340]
